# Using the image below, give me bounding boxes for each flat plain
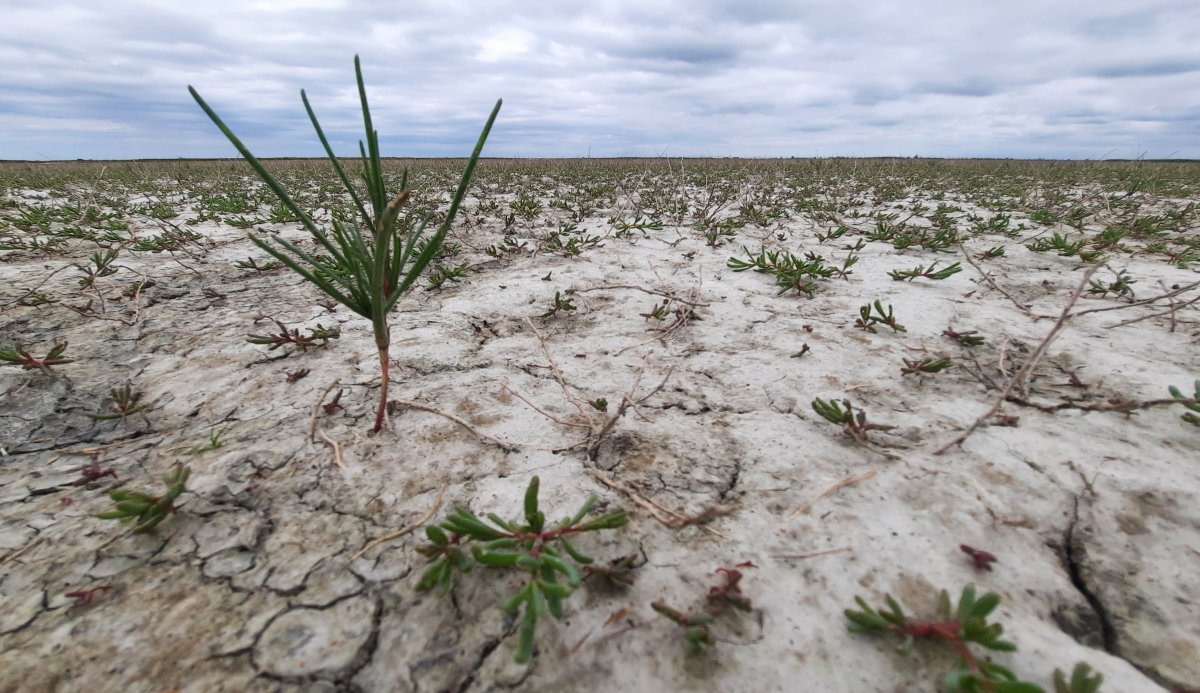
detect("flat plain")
[1,157,1197,692]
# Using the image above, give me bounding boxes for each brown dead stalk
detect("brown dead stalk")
[960,246,1034,317]
[590,469,728,538]
[350,485,446,560]
[934,265,1100,455]
[788,470,877,519]
[389,399,519,452]
[508,318,674,460]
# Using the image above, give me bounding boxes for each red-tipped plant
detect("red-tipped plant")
[0,339,72,374]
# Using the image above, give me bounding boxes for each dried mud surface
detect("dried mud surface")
[1,161,1198,692]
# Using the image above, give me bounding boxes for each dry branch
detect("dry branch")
[934,265,1100,455]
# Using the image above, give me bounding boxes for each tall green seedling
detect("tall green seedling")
[190,57,501,432]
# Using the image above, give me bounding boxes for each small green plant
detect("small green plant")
[75,248,120,288]
[902,357,955,376]
[1028,209,1058,225]
[246,318,340,352]
[1086,269,1136,300]
[613,215,662,235]
[540,291,577,317]
[191,57,500,433]
[652,565,755,656]
[833,252,859,279]
[856,301,906,333]
[87,383,151,422]
[1053,663,1103,693]
[812,397,894,442]
[96,464,190,534]
[816,225,849,243]
[484,236,528,257]
[1168,379,1200,426]
[234,256,284,272]
[846,585,1101,693]
[651,602,715,656]
[123,279,154,299]
[889,261,962,282]
[582,553,638,588]
[977,246,1006,259]
[509,193,542,220]
[1027,233,1084,256]
[17,292,56,307]
[415,476,627,663]
[186,427,228,455]
[703,223,739,247]
[727,246,836,297]
[540,230,603,256]
[639,299,671,321]
[588,397,608,412]
[0,339,72,374]
[425,262,468,290]
[268,201,299,223]
[943,328,985,347]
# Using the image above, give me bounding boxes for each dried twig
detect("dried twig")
[1105,292,1200,330]
[1060,280,1199,320]
[590,470,726,538]
[318,429,345,469]
[350,485,446,560]
[567,284,710,306]
[960,246,1033,317]
[935,265,1100,455]
[390,399,519,451]
[512,318,673,460]
[770,546,854,560]
[308,380,341,443]
[789,470,877,519]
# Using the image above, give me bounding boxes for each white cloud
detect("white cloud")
[0,0,1197,159]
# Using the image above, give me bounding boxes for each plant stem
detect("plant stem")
[374,341,390,433]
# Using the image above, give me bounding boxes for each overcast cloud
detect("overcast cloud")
[1,0,1198,160]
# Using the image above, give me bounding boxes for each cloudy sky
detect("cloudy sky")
[1,0,1198,160]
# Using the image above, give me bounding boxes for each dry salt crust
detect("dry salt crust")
[1,166,1198,693]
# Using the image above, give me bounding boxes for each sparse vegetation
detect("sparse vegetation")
[415,476,628,663]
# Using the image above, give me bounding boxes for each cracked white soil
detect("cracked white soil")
[1,177,1198,693]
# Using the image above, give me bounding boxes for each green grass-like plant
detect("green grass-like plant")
[86,382,150,423]
[190,57,501,432]
[889,261,962,281]
[902,357,955,376]
[415,476,627,663]
[97,464,190,534]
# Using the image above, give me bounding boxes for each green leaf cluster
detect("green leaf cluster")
[846,585,1102,693]
[1168,379,1200,426]
[96,464,190,534]
[727,246,836,296]
[416,476,627,663]
[888,260,963,281]
[856,300,906,333]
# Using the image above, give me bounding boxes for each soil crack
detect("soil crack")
[1061,493,1119,656]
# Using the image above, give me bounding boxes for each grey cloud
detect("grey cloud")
[1091,60,1200,79]
[0,0,1198,159]
[913,81,999,98]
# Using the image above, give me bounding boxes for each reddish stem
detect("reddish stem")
[901,620,988,683]
[372,345,389,433]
